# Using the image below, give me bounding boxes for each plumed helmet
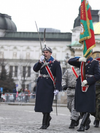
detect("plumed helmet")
[42,45,52,53]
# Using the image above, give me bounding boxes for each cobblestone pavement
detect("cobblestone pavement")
[0,103,100,133]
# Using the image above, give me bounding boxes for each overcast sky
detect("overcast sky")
[0,0,100,32]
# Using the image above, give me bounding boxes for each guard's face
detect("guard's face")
[43,51,52,60]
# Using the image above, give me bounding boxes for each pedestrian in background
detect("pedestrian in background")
[62,64,80,129]
[6,90,9,102]
[33,46,62,129]
[0,89,1,99]
[13,88,16,102]
[25,88,28,103]
[33,84,37,98]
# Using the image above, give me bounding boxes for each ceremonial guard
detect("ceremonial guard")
[68,55,100,131]
[62,65,80,129]
[33,46,62,129]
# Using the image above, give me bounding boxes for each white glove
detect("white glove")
[40,55,44,62]
[54,90,59,95]
[82,80,87,87]
[79,57,87,62]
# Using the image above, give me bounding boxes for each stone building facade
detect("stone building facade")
[0,13,72,91]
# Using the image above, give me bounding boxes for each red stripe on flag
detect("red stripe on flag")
[87,7,92,20]
[80,0,86,21]
[85,29,95,49]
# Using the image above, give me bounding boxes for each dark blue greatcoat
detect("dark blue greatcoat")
[33,59,62,113]
[68,57,100,113]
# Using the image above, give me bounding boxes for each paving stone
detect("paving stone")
[0,103,100,133]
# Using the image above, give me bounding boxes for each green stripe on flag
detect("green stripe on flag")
[87,3,90,10]
[89,20,94,31]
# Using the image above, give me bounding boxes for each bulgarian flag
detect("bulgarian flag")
[79,0,96,58]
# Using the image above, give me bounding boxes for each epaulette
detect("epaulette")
[54,59,60,63]
[52,59,55,63]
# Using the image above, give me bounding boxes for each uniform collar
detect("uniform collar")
[87,57,93,63]
[46,56,54,62]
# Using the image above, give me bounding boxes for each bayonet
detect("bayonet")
[35,21,42,53]
[43,28,46,45]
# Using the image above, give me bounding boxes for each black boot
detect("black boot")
[69,120,76,129]
[40,113,50,129]
[94,120,99,127]
[74,116,80,126]
[85,118,91,130]
[47,115,52,128]
[77,113,90,132]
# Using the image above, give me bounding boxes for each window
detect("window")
[13,52,17,58]
[26,52,30,59]
[27,84,29,89]
[15,66,18,77]
[9,66,13,76]
[0,52,4,58]
[2,65,5,71]
[27,66,31,77]
[22,84,25,90]
[23,66,26,77]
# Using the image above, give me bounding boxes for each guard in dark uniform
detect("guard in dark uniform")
[68,55,100,131]
[33,46,62,129]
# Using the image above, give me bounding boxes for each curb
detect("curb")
[0,102,67,107]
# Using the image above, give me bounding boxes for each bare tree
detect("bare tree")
[0,58,16,93]
[17,58,33,90]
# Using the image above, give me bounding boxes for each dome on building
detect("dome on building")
[0,13,17,32]
[94,22,100,34]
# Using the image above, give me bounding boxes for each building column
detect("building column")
[98,11,100,22]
